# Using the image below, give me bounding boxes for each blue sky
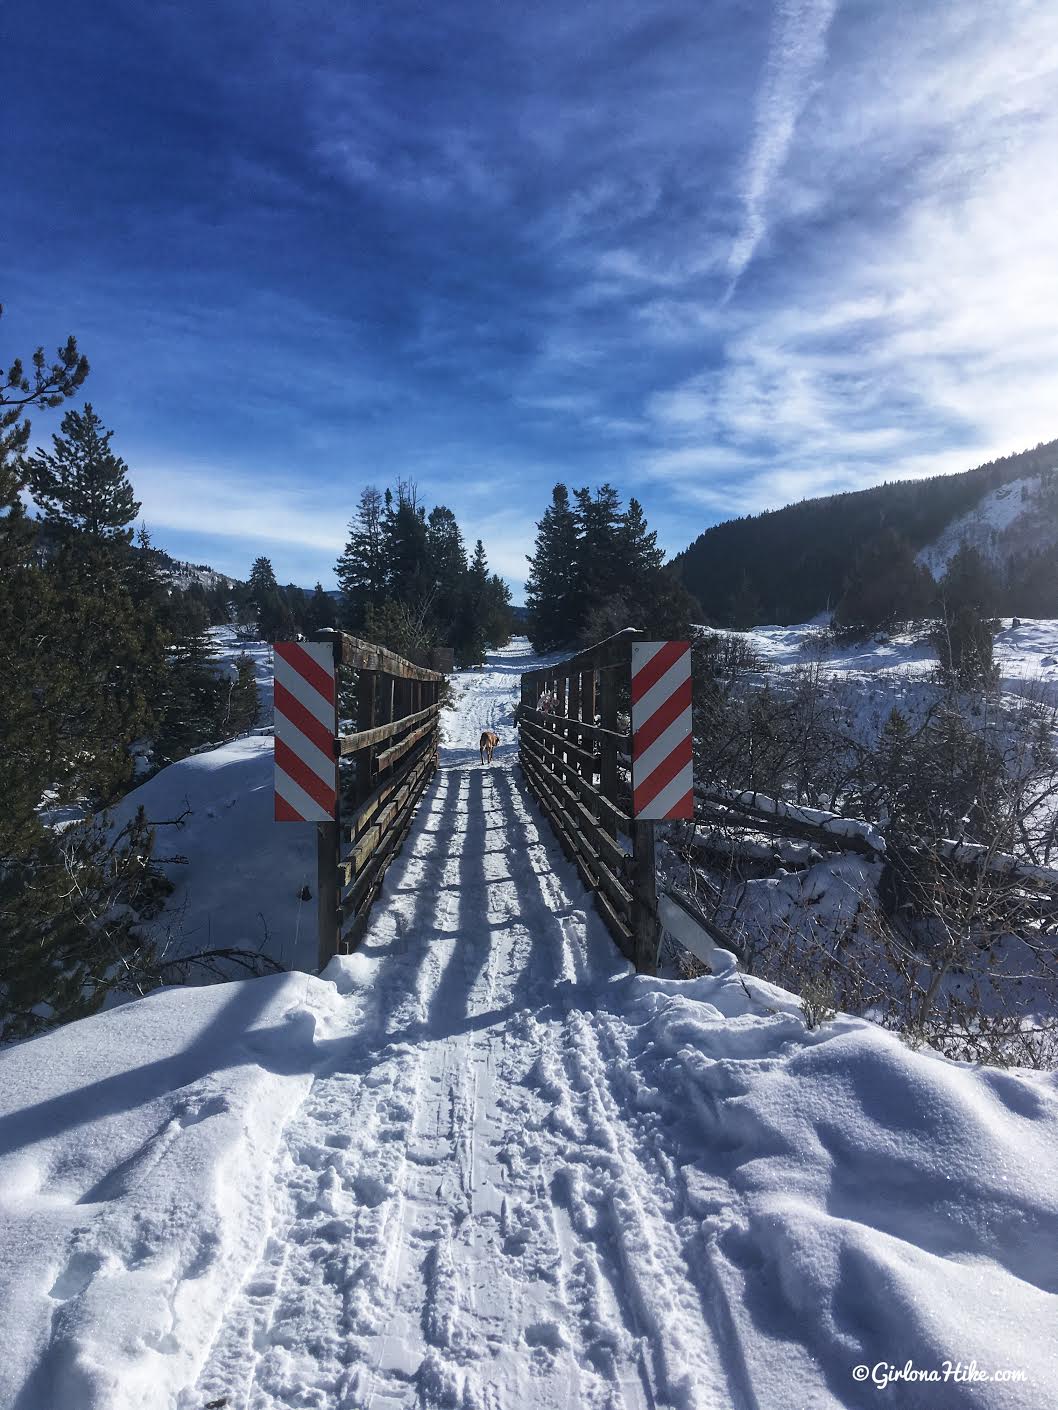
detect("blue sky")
[6,0,1057,599]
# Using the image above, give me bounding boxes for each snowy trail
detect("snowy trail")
[186,643,735,1410]
[6,639,1058,1410]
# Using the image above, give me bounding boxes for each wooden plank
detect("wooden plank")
[345,735,433,841]
[631,819,659,975]
[375,716,437,772]
[340,752,432,891]
[520,751,632,913]
[338,703,439,756]
[594,887,636,960]
[316,821,339,970]
[579,669,596,784]
[520,716,597,772]
[521,754,634,959]
[598,663,619,839]
[317,629,444,682]
[546,626,642,679]
[518,727,631,833]
[522,733,632,880]
[340,761,435,950]
[518,706,629,747]
[341,756,434,913]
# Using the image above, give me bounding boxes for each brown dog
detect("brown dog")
[479,730,500,765]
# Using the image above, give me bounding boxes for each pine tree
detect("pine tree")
[336,486,388,630]
[425,505,468,624]
[574,484,624,613]
[154,597,224,763]
[835,529,933,634]
[620,497,664,577]
[247,556,291,641]
[728,570,764,630]
[938,544,999,617]
[305,582,338,633]
[225,653,261,734]
[24,403,140,542]
[525,484,581,650]
[383,486,430,603]
[0,315,171,1036]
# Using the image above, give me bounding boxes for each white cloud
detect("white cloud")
[641,0,1058,520]
[727,0,840,290]
[135,462,347,555]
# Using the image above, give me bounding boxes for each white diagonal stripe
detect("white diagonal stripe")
[632,706,692,789]
[274,652,336,730]
[638,762,694,820]
[631,640,668,678]
[275,714,337,789]
[275,763,333,822]
[631,651,691,734]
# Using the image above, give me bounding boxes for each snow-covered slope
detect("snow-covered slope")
[917,468,1058,579]
[719,616,1058,718]
[2,640,1057,1409]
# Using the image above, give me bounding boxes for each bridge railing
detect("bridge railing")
[312,630,446,967]
[517,627,662,972]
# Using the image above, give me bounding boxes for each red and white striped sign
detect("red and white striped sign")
[631,641,693,820]
[274,641,338,823]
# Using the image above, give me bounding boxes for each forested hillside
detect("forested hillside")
[671,440,1058,626]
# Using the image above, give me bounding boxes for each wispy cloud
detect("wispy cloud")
[727,0,839,292]
[641,0,1058,540]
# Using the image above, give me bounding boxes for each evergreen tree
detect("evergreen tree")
[834,529,933,634]
[223,654,261,735]
[247,555,291,641]
[574,483,624,614]
[24,403,139,542]
[154,597,224,763]
[336,486,387,629]
[0,314,170,1036]
[526,484,581,650]
[938,544,999,617]
[425,505,468,624]
[383,484,431,603]
[304,582,338,633]
[728,570,764,630]
[620,497,665,577]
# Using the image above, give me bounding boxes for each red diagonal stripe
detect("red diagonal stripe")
[274,680,336,759]
[275,737,336,817]
[631,641,687,704]
[662,789,694,820]
[633,677,692,757]
[275,641,336,707]
[275,792,304,823]
[634,735,692,815]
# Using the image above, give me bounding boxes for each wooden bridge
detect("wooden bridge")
[294,626,705,977]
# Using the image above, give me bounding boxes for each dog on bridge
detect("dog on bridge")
[479,730,500,765]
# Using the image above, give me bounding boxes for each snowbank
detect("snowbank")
[2,959,1056,1408]
[111,735,319,971]
[0,970,345,1410]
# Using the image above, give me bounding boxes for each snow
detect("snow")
[714,617,1058,718]
[110,735,320,971]
[3,639,1058,1407]
[917,470,1058,579]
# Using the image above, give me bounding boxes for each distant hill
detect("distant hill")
[670,440,1058,625]
[148,548,240,593]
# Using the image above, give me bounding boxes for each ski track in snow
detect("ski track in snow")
[184,645,737,1410]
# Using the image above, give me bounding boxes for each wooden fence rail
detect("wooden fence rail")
[311,629,445,968]
[517,627,661,972]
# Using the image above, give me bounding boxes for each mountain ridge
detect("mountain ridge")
[670,439,1058,625]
